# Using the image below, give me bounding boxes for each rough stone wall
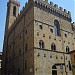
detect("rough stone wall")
[34,49,72,75]
[6,5,34,75]
[34,2,73,75]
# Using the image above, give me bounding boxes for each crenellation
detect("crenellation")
[20,10,23,15]
[9,0,20,6]
[50,1,53,6]
[54,4,58,9]
[25,2,28,7]
[59,7,63,11]
[64,9,67,13]
[72,22,75,27]
[67,11,71,17]
[22,6,25,10]
[9,0,72,28]
[34,0,71,22]
[72,22,75,32]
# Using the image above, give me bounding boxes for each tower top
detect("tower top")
[6,0,20,29]
[7,0,20,7]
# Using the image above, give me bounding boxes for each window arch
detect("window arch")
[13,6,16,16]
[66,46,70,53]
[51,43,56,51]
[52,65,57,69]
[54,20,60,36]
[39,40,45,49]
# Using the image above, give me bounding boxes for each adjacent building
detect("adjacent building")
[0,52,2,75]
[70,22,75,75]
[2,0,75,75]
[70,50,75,75]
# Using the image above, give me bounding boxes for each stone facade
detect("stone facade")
[2,0,75,75]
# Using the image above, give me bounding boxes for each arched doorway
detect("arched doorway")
[52,65,57,75]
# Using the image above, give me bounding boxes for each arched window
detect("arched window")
[39,25,43,29]
[39,40,45,49]
[13,6,16,16]
[54,20,60,36]
[51,43,56,51]
[66,46,70,53]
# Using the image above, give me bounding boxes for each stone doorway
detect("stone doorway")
[52,65,57,75]
[52,70,57,75]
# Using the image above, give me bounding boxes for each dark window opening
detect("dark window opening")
[51,43,56,51]
[56,55,58,59]
[74,55,75,61]
[25,44,28,51]
[61,56,63,59]
[37,53,40,57]
[37,32,39,36]
[54,20,61,36]
[44,54,46,57]
[66,57,67,60]
[26,30,27,34]
[39,25,43,29]
[13,6,16,16]
[39,40,45,49]
[66,46,70,53]
[18,68,20,75]
[68,61,71,71]
[50,55,52,58]
[65,34,67,37]
[43,34,45,37]
[19,36,21,39]
[25,60,27,70]
[19,48,21,55]
[52,65,57,69]
[52,70,57,75]
[50,28,53,33]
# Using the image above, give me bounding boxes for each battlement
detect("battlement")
[34,0,72,22]
[72,22,75,27]
[72,22,75,31]
[9,0,72,31]
[7,0,20,7]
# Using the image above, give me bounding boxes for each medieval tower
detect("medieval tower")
[2,0,75,75]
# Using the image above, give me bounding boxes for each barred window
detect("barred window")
[66,46,70,53]
[39,40,45,49]
[51,43,56,51]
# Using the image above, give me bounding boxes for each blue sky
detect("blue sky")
[0,0,75,52]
